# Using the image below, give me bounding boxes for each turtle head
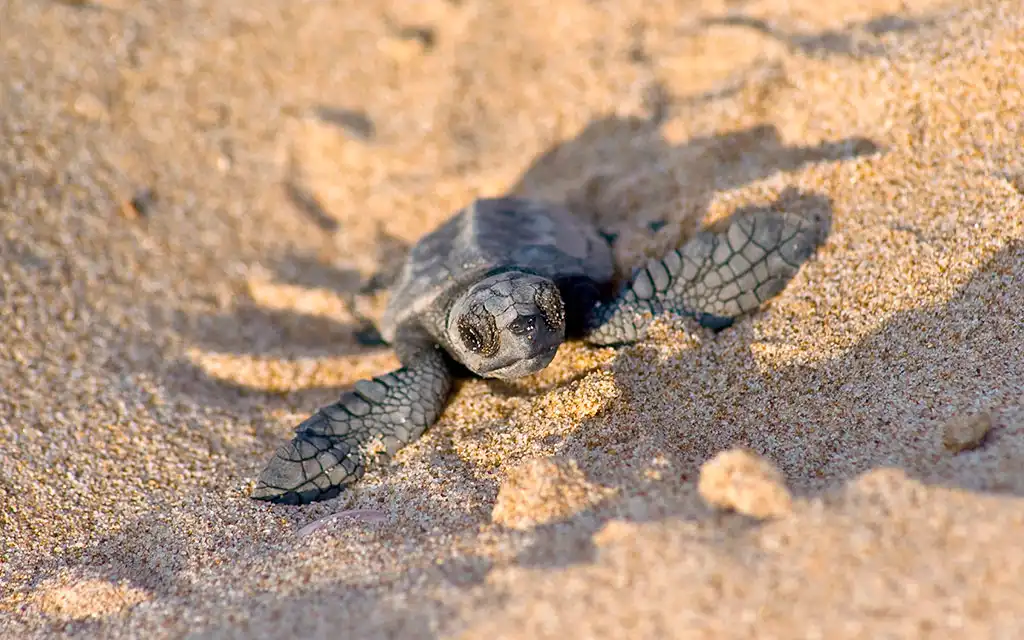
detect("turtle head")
[446,270,566,379]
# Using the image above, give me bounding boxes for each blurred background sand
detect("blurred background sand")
[1,0,1022,637]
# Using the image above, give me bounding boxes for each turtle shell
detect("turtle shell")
[379,197,614,344]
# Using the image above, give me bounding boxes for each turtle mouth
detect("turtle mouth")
[481,344,559,379]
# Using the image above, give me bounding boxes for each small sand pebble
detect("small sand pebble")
[942,412,992,453]
[312,106,376,142]
[377,31,431,62]
[119,187,156,219]
[72,92,108,121]
[698,448,793,519]
[395,26,436,51]
[491,457,615,530]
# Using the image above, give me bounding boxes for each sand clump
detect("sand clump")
[491,457,616,529]
[698,448,794,519]
[25,575,150,622]
[942,411,993,453]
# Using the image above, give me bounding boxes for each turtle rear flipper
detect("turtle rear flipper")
[582,211,824,346]
[252,344,453,504]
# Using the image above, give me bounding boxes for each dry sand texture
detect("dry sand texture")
[1,0,1023,637]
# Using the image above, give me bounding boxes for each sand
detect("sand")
[1,0,1022,637]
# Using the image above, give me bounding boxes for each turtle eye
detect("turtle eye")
[534,286,565,330]
[457,313,499,356]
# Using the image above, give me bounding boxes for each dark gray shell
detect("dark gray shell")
[380,197,614,343]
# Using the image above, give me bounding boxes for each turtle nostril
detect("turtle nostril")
[508,316,536,336]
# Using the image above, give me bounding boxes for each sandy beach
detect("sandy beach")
[1,0,1023,637]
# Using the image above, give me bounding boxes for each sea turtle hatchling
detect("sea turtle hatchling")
[252,197,824,504]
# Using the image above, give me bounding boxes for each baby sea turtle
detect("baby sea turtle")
[253,197,823,504]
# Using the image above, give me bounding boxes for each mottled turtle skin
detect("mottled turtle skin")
[253,197,823,504]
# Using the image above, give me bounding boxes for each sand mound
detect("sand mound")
[698,448,793,518]
[491,457,616,529]
[26,574,149,622]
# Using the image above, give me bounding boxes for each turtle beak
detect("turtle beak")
[484,343,560,379]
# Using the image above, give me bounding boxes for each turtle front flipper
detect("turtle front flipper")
[582,211,825,346]
[252,344,454,505]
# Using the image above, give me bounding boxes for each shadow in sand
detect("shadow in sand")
[691,12,934,59]
[13,510,195,637]
[510,116,878,243]
[150,303,388,420]
[51,0,109,10]
[311,105,377,143]
[509,239,1024,570]
[283,180,342,234]
[168,302,372,360]
[514,119,879,198]
[150,213,414,412]
[23,507,449,639]
[194,586,445,640]
[263,253,364,297]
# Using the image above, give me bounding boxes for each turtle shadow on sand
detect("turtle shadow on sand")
[151,227,407,415]
[508,115,877,239]
[162,114,880,421]
[506,239,1024,571]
